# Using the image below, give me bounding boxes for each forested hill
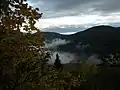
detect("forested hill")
[42,25,120,56]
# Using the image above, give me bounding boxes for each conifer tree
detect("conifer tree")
[54,53,62,70]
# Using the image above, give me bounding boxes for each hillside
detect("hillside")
[42,25,120,57]
[42,32,67,43]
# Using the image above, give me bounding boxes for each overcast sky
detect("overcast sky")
[28,0,120,34]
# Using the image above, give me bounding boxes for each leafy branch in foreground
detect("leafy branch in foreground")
[0,0,50,90]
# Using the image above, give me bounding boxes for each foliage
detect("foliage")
[100,53,120,65]
[79,65,120,90]
[46,63,98,90]
[0,0,9,15]
[106,53,120,64]
[0,0,50,89]
[37,67,86,90]
[0,0,43,33]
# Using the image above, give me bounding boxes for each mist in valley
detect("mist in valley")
[45,38,102,65]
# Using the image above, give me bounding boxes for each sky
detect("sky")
[28,0,120,34]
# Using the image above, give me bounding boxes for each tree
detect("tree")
[0,0,50,90]
[54,53,62,70]
[0,0,9,15]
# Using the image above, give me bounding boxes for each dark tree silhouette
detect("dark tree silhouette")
[54,53,62,70]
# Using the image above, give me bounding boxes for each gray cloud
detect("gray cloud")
[29,0,120,18]
[42,22,120,34]
[42,25,86,33]
[93,0,120,13]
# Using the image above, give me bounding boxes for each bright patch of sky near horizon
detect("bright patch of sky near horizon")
[28,0,120,34]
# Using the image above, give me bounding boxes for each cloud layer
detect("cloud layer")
[29,0,120,18]
[28,0,120,34]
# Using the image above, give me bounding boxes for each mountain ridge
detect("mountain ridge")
[41,25,120,59]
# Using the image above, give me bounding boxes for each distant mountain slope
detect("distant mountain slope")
[42,25,120,57]
[68,25,120,54]
[42,32,67,42]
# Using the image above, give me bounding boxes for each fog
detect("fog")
[48,51,76,64]
[45,38,102,65]
[86,54,102,65]
[45,38,70,49]
[46,38,75,64]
